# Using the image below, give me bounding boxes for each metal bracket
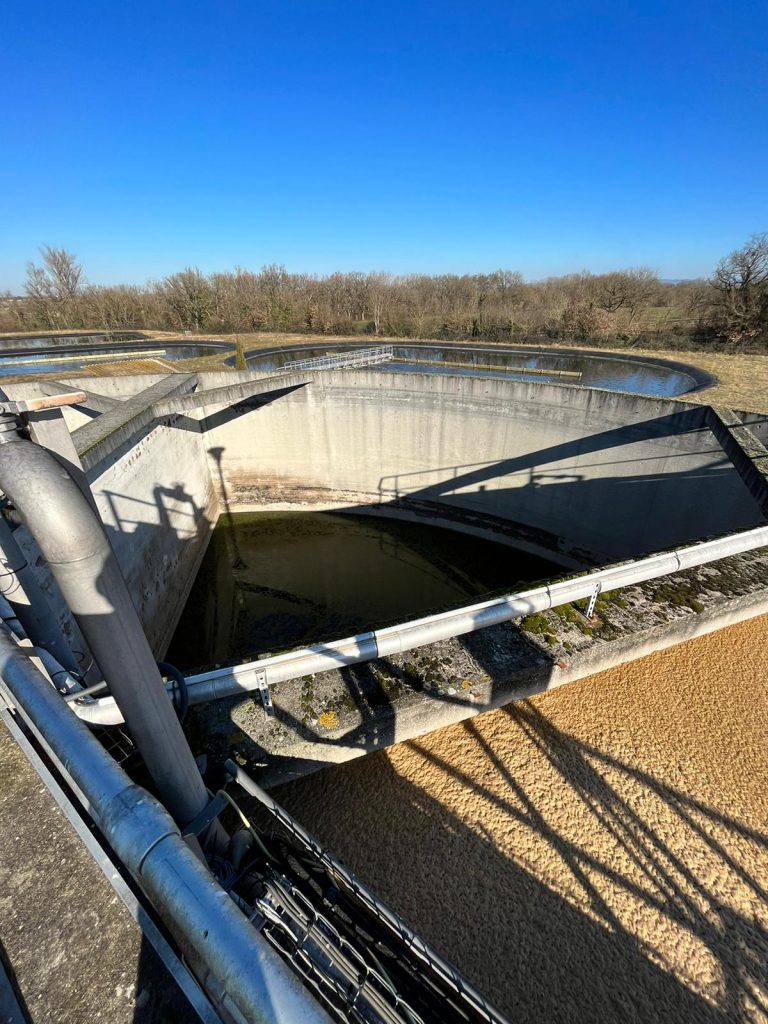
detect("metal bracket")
[254,670,274,717]
[181,790,229,840]
[585,583,602,620]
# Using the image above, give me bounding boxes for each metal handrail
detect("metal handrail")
[281,346,394,372]
[73,522,768,724]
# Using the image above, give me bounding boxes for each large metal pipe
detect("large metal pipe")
[74,522,768,726]
[0,514,83,676]
[0,628,330,1024]
[0,426,208,827]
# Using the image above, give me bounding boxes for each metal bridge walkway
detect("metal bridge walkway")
[280,345,394,372]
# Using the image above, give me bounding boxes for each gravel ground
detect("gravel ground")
[272,614,768,1024]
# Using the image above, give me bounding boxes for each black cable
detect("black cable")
[63,680,108,702]
[156,660,189,721]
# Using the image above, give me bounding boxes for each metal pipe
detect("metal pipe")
[0,514,82,675]
[0,428,208,827]
[0,628,331,1024]
[75,522,768,726]
[0,594,94,697]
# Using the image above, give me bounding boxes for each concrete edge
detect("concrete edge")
[706,406,768,516]
[262,591,768,788]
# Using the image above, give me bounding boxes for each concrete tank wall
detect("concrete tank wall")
[8,367,764,675]
[86,417,218,656]
[202,370,765,564]
[12,375,218,659]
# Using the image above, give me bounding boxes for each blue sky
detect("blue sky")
[1,0,766,291]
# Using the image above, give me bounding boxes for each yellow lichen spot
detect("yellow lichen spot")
[318,710,340,730]
[461,679,472,690]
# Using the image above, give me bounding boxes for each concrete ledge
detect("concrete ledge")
[193,545,768,788]
[706,405,768,515]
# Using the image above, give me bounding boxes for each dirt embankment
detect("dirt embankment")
[273,615,768,1023]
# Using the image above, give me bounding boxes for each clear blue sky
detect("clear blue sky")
[1,0,766,291]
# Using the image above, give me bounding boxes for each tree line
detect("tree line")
[2,233,766,350]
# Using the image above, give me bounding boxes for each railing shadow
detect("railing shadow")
[267,701,768,1023]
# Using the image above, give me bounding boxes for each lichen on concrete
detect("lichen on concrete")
[192,544,768,787]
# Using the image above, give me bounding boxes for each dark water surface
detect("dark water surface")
[0,339,229,377]
[0,332,145,350]
[167,511,560,673]
[246,343,704,397]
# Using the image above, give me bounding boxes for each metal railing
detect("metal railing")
[280,346,394,372]
[72,522,768,725]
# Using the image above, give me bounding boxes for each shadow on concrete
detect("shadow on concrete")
[169,382,310,436]
[0,936,31,1023]
[372,409,757,565]
[377,407,714,500]
[97,482,212,657]
[268,703,768,1024]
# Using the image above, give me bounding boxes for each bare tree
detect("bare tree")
[82,284,144,332]
[712,233,768,344]
[368,272,390,335]
[25,246,84,328]
[157,268,213,332]
[10,238,768,350]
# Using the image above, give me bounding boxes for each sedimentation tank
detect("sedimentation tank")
[36,367,764,645]
[1,352,767,1022]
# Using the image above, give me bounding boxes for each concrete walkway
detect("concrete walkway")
[0,718,204,1024]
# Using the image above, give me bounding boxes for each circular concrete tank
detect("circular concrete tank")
[242,342,716,397]
[208,369,762,569]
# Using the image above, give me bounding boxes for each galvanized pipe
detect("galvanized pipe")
[74,522,768,726]
[0,514,82,675]
[0,429,208,827]
[0,628,330,1024]
[0,593,93,697]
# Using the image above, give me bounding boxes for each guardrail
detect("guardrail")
[72,523,768,725]
[281,346,394,371]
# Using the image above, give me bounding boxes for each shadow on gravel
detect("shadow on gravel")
[271,702,768,1024]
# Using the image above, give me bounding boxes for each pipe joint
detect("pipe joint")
[99,784,180,875]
